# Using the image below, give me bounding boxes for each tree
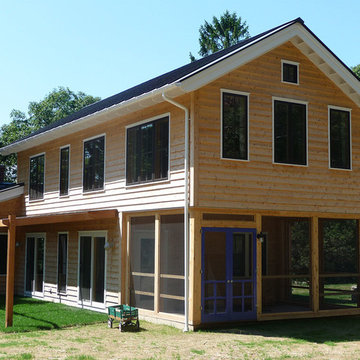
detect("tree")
[0,87,100,181]
[190,10,250,61]
[352,64,360,78]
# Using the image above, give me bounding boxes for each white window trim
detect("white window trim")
[24,233,46,298]
[328,105,352,171]
[57,232,69,295]
[281,59,300,85]
[220,89,250,162]
[272,96,309,167]
[28,152,46,202]
[82,134,106,195]
[125,113,171,187]
[59,145,71,198]
[77,230,107,309]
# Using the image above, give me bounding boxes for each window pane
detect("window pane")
[58,234,67,293]
[283,63,298,83]
[26,238,35,292]
[0,235,7,275]
[35,238,44,293]
[83,136,104,192]
[330,109,350,169]
[274,101,306,165]
[93,237,105,303]
[126,117,169,185]
[80,236,92,301]
[222,92,248,160]
[29,154,44,200]
[60,147,70,196]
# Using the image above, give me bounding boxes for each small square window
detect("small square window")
[282,61,299,84]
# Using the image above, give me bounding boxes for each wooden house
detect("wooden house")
[1,18,360,330]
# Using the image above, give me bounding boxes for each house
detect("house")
[1,17,360,330]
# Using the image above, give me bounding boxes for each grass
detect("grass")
[0,296,106,333]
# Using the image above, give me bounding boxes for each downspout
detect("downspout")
[162,91,189,332]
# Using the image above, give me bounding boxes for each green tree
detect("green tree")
[190,10,250,61]
[0,87,100,181]
[352,64,360,78]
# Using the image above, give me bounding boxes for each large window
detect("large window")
[83,136,105,192]
[0,234,7,275]
[222,91,249,160]
[58,233,68,293]
[329,107,351,170]
[126,116,169,185]
[29,154,45,200]
[274,99,307,165]
[59,146,70,196]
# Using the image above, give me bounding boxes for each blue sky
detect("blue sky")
[0,0,359,127]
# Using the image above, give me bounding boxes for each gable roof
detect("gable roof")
[1,17,359,156]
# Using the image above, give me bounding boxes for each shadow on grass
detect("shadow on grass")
[199,315,360,344]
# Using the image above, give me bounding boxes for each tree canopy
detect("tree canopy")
[190,10,250,62]
[0,87,100,181]
[352,64,360,78]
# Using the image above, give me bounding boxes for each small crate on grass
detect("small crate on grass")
[108,305,139,332]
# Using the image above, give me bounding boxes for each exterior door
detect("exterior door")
[201,227,256,322]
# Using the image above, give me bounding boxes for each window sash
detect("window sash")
[29,154,45,200]
[126,117,169,185]
[274,100,307,165]
[283,63,298,84]
[83,136,105,192]
[60,147,70,196]
[222,92,248,160]
[330,109,351,169]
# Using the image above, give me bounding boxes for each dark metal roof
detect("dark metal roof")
[6,17,359,148]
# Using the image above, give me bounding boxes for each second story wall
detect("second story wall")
[194,41,360,214]
[17,99,188,216]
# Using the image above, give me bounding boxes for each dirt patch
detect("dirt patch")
[0,321,359,359]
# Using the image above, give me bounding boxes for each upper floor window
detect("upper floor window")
[59,146,70,196]
[221,90,249,161]
[29,153,45,200]
[83,135,105,192]
[282,60,299,84]
[0,234,7,275]
[273,99,307,166]
[329,107,351,170]
[126,116,169,185]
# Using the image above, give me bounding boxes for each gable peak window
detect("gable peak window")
[273,99,307,166]
[222,90,249,161]
[126,116,169,185]
[329,107,351,170]
[83,135,105,192]
[282,60,299,84]
[29,153,45,200]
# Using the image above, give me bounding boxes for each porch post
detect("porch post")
[255,213,262,318]
[5,214,16,328]
[311,216,319,313]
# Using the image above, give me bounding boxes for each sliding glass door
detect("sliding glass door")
[78,232,106,307]
[25,234,45,296]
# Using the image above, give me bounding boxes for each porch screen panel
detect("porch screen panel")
[0,235,7,275]
[80,236,92,301]
[319,219,359,309]
[130,216,155,310]
[25,238,35,292]
[93,237,105,303]
[159,214,184,314]
[262,217,311,313]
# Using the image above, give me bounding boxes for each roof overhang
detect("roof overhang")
[0,184,24,202]
[1,21,359,156]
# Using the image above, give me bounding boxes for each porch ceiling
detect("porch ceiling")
[0,209,118,227]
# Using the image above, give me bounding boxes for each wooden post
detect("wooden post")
[311,216,319,313]
[255,213,262,318]
[5,214,16,328]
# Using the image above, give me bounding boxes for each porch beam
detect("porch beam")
[2,209,118,227]
[5,214,16,328]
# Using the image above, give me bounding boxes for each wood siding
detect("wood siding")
[195,41,360,214]
[17,100,188,216]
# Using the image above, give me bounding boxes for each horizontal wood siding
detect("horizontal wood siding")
[17,100,188,216]
[195,41,360,214]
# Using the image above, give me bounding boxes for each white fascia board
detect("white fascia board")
[295,25,360,95]
[0,185,24,202]
[0,84,182,156]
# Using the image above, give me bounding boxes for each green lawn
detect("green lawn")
[0,296,106,333]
